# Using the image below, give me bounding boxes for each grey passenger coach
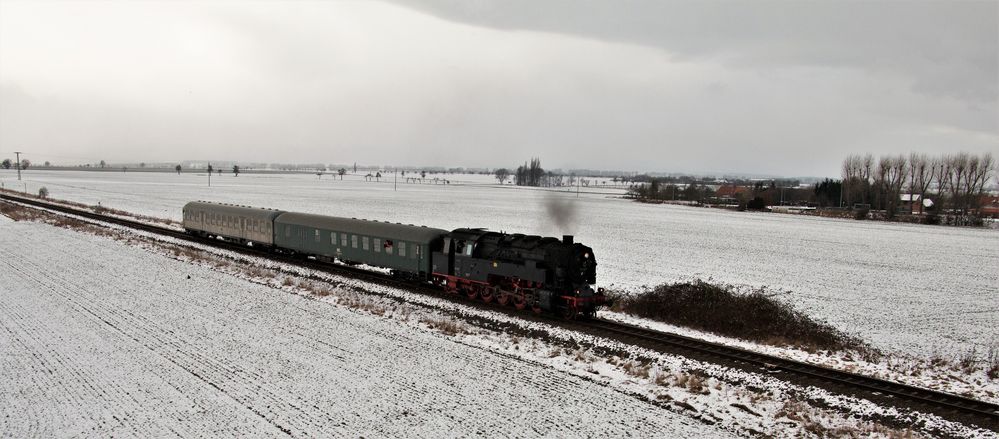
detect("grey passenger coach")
[182,201,285,247]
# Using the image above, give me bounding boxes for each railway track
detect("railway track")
[2,192,997,430]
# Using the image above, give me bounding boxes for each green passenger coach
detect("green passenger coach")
[273,212,448,277]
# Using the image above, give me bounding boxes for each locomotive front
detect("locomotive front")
[547,235,605,318]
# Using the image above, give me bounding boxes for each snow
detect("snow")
[0,220,732,437]
[2,210,993,437]
[3,169,997,359]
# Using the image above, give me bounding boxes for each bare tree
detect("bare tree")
[966,152,995,212]
[232,165,240,177]
[946,153,970,214]
[175,164,182,174]
[494,168,510,184]
[338,168,346,180]
[841,154,865,207]
[884,155,908,217]
[909,153,933,214]
[861,154,873,204]
[875,156,891,211]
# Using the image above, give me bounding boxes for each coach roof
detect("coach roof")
[183,201,285,220]
[275,212,447,243]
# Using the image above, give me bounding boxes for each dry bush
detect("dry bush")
[609,280,873,353]
[653,370,670,386]
[420,317,469,336]
[686,373,706,394]
[282,277,295,287]
[776,398,921,438]
[622,360,650,378]
[988,348,999,380]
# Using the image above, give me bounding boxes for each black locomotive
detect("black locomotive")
[432,229,602,318]
[183,201,607,318]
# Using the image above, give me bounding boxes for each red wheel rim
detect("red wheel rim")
[465,287,477,300]
[497,290,511,306]
[512,291,526,310]
[480,287,495,303]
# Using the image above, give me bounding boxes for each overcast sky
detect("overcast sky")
[0,0,996,177]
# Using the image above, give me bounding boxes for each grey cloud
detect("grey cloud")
[385,0,998,102]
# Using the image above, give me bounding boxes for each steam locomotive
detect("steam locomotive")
[182,201,607,318]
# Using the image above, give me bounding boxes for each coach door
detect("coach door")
[444,237,456,276]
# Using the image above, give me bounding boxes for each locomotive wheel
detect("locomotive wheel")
[480,287,495,303]
[465,287,478,300]
[531,303,543,314]
[512,291,527,310]
[496,289,512,306]
[560,307,577,320]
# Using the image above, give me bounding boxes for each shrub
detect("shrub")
[746,197,767,210]
[38,187,49,198]
[610,280,871,353]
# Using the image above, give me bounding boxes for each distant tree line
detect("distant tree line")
[1,158,30,170]
[841,152,995,220]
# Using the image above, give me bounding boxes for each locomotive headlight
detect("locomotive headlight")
[584,252,589,259]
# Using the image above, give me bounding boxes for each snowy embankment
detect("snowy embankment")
[0,221,723,437]
[2,205,994,437]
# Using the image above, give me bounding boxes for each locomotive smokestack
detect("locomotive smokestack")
[563,235,573,245]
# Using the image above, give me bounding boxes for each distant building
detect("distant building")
[900,194,933,214]
[980,196,999,218]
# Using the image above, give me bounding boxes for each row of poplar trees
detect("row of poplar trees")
[841,152,995,217]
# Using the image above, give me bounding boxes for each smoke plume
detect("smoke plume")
[544,195,577,235]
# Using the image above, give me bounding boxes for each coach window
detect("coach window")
[351,235,357,248]
[341,233,347,246]
[285,225,291,237]
[385,240,393,255]
[362,236,370,251]
[315,229,320,242]
[399,241,406,257]
[374,239,381,253]
[412,244,418,259]
[330,232,336,245]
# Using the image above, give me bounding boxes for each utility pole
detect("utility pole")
[14,151,22,180]
[394,169,397,191]
[208,163,211,187]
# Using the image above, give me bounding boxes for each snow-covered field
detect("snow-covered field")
[0,220,732,437]
[3,169,997,358]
